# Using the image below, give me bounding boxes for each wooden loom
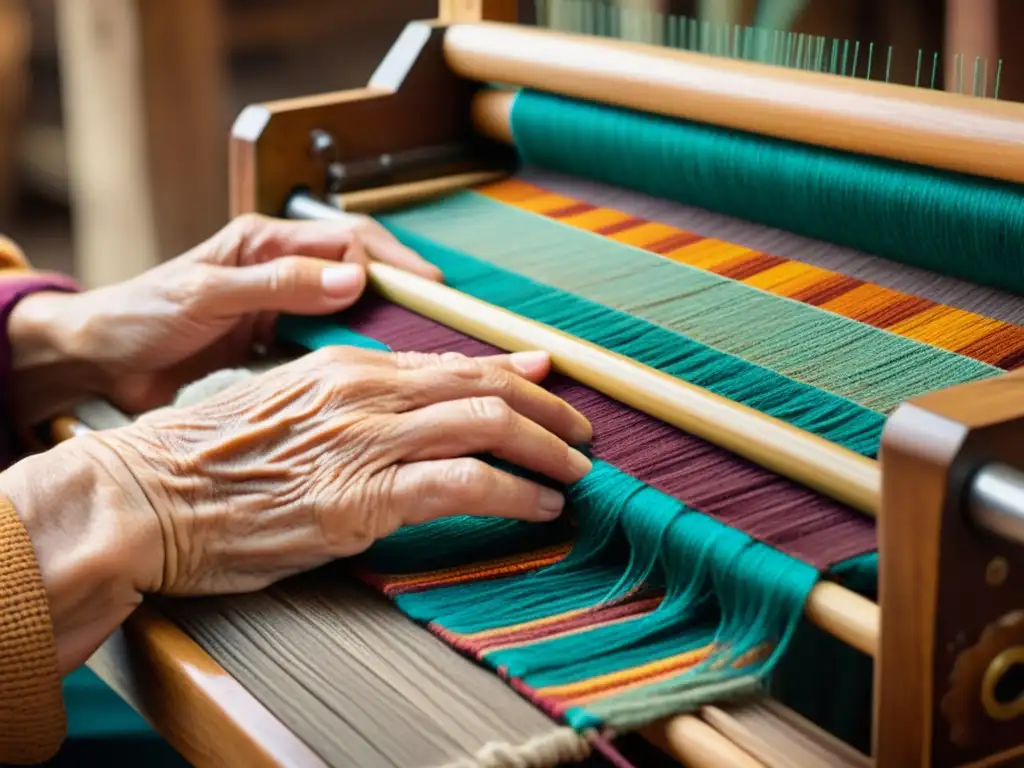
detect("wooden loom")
[52,2,1024,767]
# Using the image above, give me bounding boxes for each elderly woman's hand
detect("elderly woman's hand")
[4,346,592,670]
[9,213,439,420]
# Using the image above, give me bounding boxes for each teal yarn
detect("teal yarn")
[372,220,887,457]
[280,314,820,733]
[63,667,154,739]
[509,89,1024,295]
[56,668,188,768]
[276,315,391,352]
[388,461,818,731]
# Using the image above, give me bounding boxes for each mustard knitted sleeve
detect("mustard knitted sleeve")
[0,495,65,763]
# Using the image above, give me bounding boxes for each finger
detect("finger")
[193,258,367,317]
[208,214,443,282]
[394,396,592,485]
[391,349,553,384]
[389,353,591,445]
[361,229,443,281]
[389,458,568,526]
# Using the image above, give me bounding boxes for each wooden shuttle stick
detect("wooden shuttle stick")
[443,21,1024,184]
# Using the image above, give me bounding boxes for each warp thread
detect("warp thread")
[379,190,1002,415]
[337,296,875,567]
[516,167,1024,330]
[279,304,820,735]
[375,216,886,456]
[165,305,854,743]
[442,728,591,768]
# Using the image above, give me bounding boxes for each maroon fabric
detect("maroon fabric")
[0,273,80,468]
[340,296,878,570]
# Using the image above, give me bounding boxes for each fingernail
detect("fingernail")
[570,419,593,446]
[508,350,550,375]
[538,488,565,519]
[569,448,593,477]
[321,264,364,299]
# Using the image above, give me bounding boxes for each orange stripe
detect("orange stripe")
[480,599,664,654]
[476,179,546,204]
[560,208,633,232]
[463,586,651,641]
[383,552,569,594]
[380,544,570,588]
[538,646,713,699]
[567,644,771,707]
[474,182,1024,369]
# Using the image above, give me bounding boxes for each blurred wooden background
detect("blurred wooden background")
[0,0,1017,285]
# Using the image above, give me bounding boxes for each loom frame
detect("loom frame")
[232,7,1024,768]
[50,3,1024,768]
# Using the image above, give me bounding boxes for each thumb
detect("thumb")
[200,257,367,316]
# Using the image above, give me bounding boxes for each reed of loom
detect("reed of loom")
[51,1,1024,767]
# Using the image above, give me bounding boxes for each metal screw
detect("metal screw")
[987,556,1009,587]
[309,129,337,163]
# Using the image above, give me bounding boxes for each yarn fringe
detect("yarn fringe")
[441,727,592,768]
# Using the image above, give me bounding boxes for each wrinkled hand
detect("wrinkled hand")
[33,212,442,413]
[92,346,593,596]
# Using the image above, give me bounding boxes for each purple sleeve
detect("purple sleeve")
[0,274,80,462]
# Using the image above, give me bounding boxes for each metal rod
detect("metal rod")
[970,463,1024,545]
[285,191,349,221]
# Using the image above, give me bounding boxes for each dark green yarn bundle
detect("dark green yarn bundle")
[509,89,1024,295]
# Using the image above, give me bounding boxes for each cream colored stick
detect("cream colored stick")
[641,715,768,768]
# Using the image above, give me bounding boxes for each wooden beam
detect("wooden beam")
[0,0,30,223]
[438,0,519,22]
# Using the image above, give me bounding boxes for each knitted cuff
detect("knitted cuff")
[0,496,65,763]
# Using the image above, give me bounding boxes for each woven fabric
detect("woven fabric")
[479,177,1024,369]
[379,193,1002,415]
[519,167,1024,326]
[278,297,842,733]
[508,89,1024,295]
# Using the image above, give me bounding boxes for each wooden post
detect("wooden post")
[0,0,29,224]
[875,370,1024,766]
[438,0,519,22]
[945,0,999,96]
[55,0,227,288]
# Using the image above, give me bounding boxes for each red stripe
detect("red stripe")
[856,295,936,328]
[547,202,597,218]
[595,216,647,236]
[713,252,788,281]
[958,324,1024,369]
[466,595,664,654]
[790,274,864,306]
[645,231,705,253]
